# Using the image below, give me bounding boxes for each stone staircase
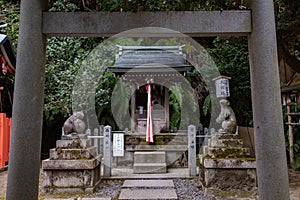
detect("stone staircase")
[119,180,178,200]
[133,151,167,174]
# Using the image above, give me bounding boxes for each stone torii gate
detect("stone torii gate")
[6,0,290,199]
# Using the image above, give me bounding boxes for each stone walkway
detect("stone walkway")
[119,180,177,200]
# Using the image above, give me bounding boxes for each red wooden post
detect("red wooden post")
[3,114,8,164]
[0,113,5,167]
[0,113,11,167]
[8,117,12,162]
[3,114,9,164]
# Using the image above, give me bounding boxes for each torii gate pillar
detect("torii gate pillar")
[249,0,290,199]
[6,0,47,199]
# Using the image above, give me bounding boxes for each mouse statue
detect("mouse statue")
[216,99,237,134]
[63,111,86,139]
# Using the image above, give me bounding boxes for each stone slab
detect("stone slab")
[42,155,101,170]
[50,146,97,160]
[123,180,174,188]
[130,145,187,152]
[133,163,167,174]
[56,139,92,149]
[134,151,166,164]
[208,138,243,148]
[111,168,190,179]
[119,188,177,199]
[211,133,240,139]
[207,147,250,158]
[203,158,256,169]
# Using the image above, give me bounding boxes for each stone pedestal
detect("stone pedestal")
[199,133,256,191]
[42,138,101,194]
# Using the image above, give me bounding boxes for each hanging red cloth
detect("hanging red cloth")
[146,83,154,144]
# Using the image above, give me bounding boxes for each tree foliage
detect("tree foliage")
[0,0,19,48]
[275,0,300,73]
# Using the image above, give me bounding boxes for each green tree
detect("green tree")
[275,0,300,73]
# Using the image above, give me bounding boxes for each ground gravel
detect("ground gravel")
[91,178,226,200]
[93,179,124,199]
[174,178,222,200]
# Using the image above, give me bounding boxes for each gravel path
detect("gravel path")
[174,179,219,200]
[93,179,124,199]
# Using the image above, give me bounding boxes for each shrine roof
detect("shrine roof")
[109,45,192,75]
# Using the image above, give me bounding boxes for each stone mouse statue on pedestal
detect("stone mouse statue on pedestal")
[216,99,237,134]
[62,111,86,139]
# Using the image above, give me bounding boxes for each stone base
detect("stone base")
[202,168,256,190]
[42,139,102,194]
[42,155,101,194]
[42,179,101,194]
[199,134,256,191]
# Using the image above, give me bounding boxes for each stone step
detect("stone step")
[56,139,92,149]
[119,189,177,199]
[208,138,243,148]
[130,145,187,152]
[207,147,250,159]
[203,158,256,169]
[42,154,102,170]
[50,146,97,160]
[111,168,190,179]
[122,180,174,188]
[133,163,167,174]
[134,151,166,164]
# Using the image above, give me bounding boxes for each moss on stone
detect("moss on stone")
[55,147,62,154]
[221,139,242,147]
[209,147,250,159]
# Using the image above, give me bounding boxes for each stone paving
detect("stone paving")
[119,180,177,200]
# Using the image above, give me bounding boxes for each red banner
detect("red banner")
[146,84,154,143]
